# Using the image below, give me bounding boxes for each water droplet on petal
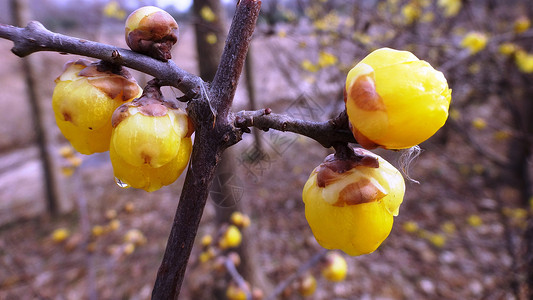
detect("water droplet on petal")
[115,177,130,188]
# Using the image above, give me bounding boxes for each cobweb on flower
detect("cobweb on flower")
[398,145,422,184]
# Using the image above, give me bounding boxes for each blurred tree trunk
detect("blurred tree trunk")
[192,1,273,297]
[193,0,226,82]
[244,49,264,153]
[514,75,533,298]
[10,0,61,217]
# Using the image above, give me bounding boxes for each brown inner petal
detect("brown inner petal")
[334,178,386,206]
[88,77,140,101]
[349,75,385,111]
[316,152,379,187]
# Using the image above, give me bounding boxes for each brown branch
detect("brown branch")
[234,109,357,148]
[224,256,252,300]
[152,1,261,299]
[265,249,329,300]
[0,21,203,99]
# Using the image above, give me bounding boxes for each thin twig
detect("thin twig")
[0,21,203,99]
[224,257,252,300]
[234,109,356,148]
[266,249,329,300]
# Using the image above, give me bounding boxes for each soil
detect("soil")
[0,21,529,300]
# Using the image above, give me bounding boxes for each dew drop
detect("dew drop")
[114,177,130,189]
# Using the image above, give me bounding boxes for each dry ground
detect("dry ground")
[0,23,528,300]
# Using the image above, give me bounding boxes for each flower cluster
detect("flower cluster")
[52,6,192,192]
[303,48,450,256]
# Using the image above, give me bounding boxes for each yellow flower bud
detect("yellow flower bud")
[125,6,179,61]
[298,274,317,297]
[123,243,136,255]
[200,6,216,22]
[91,225,105,237]
[110,89,193,192]
[514,16,531,34]
[219,225,242,250]
[401,2,421,25]
[105,209,118,220]
[124,201,135,213]
[345,48,451,149]
[467,215,483,227]
[230,211,251,228]
[427,233,446,247]
[321,252,348,282]
[226,282,248,300]
[124,229,147,246]
[515,50,533,73]
[52,60,142,154]
[471,117,487,130]
[498,43,517,56]
[441,221,456,234]
[201,234,213,247]
[199,248,215,263]
[461,32,488,54]
[403,221,419,233]
[303,148,405,256]
[51,228,70,243]
[438,0,461,17]
[107,219,121,231]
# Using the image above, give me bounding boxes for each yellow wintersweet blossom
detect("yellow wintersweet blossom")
[205,32,217,44]
[52,60,142,154]
[449,108,461,121]
[514,16,531,34]
[438,0,462,17]
[110,96,193,192]
[103,1,126,20]
[441,221,456,234]
[352,32,372,45]
[200,5,216,22]
[92,225,105,237]
[230,211,251,228]
[219,225,242,249]
[498,43,517,56]
[51,228,70,243]
[313,12,341,32]
[471,117,487,130]
[226,283,247,300]
[467,215,483,227]
[402,2,421,24]
[318,51,338,68]
[199,248,215,263]
[428,233,446,247]
[421,12,435,23]
[493,130,510,141]
[303,148,405,256]
[201,234,213,247]
[403,221,419,233]
[321,252,348,282]
[461,32,488,54]
[301,59,319,72]
[515,50,533,73]
[298,274,317,297]
[124,229,147,246]
[345,48,451,149]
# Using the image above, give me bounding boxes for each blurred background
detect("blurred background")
[0,0,532,299]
